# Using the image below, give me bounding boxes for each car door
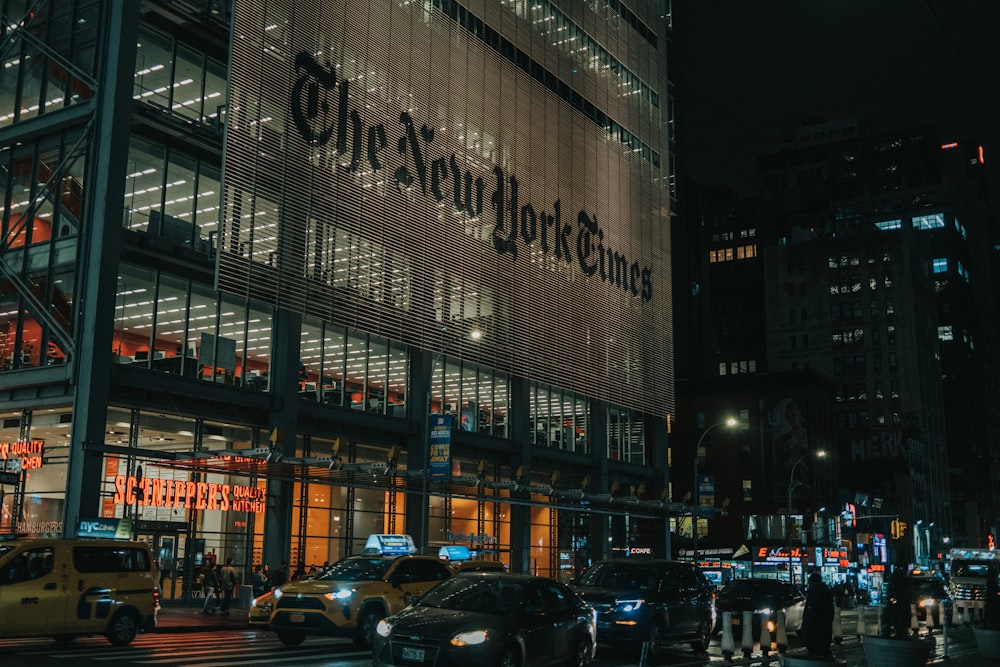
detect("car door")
[656,566,690,638]
[0,544,66,637]
[519,583,558,666]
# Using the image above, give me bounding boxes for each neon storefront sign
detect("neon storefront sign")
[112,474,265,513]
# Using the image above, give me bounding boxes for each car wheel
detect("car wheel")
[107,608,140,646]
[277,630,305,646]
[497,646,519,667]
[353,605,384,649]
[690,617,711,653]
[568,637,593,667]
[644,619,665,659]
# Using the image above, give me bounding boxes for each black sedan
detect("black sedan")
[373,572,596,667]
[714,578,806,640]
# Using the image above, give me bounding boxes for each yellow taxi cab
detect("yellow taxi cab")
[268,534,453,648]
[249,587,278,626]
[0,533,158,645]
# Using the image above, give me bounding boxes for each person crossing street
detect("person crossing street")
[219,557,239,616]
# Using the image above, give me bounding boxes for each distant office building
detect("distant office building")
[673,122,999,574]
[0,1,676,593]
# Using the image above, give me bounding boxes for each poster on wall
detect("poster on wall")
[429,414,453,481]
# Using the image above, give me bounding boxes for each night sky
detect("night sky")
[672,0,1000,195]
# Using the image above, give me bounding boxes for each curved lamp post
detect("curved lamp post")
[787,449,826,584]
[419,326,482,552]
[692,417,738,564]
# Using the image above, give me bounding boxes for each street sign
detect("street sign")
[0,471,19,485]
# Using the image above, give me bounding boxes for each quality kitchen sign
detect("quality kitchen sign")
[112,475,266,513]
[290,52,655,303]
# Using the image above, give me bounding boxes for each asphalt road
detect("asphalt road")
[0,610,994,666]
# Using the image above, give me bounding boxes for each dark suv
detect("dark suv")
[571,559,716,657]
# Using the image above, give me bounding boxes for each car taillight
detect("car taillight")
[153,590,161,608]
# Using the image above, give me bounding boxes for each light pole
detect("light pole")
[692,417,738,565]
[787,449,826,584]
[419,326,481,552]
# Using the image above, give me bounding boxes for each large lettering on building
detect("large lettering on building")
[112,475,266,513]
[290,53,653,302]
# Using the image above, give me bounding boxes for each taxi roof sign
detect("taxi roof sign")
[438,545,472,561]
[363,534,416,556]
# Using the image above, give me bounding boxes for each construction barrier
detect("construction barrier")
[741,610,754,658]
[759,611,772,657]
[720,611,735,661]
[774,608,788,653]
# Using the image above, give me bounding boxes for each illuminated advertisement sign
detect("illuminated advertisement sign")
[0,439,44,471]
[111,475,265,513]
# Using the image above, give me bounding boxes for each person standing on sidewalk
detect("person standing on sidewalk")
[802,571,835,657]
[250,564,267,599]
[201,563,220,614]
[219,557,239,616]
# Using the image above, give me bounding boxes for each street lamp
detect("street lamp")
[419,326,482,552]
[692,417,738,564]
[787,449,826,584]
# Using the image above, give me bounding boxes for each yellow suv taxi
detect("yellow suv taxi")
[0,536,158,645]
[269,536,453,648]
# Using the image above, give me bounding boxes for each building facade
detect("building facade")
[0,0,676,598]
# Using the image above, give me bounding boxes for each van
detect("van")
[0,536,158,645]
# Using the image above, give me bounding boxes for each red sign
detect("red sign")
[112,475,265,513]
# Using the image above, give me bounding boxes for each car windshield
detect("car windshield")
[912,579,947,597]
[417,576,525,614]
[952,561,991,577]
[718,579,785,601]
[315,557,392,582]
[575,562,659,591]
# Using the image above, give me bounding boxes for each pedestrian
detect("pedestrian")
[802,571,835,657]
[272,561,288,587]
[262,563,272,590]
[250,564,267,599]
[291,563,306,581]
[201,563,220,614]
[219,557,238,615]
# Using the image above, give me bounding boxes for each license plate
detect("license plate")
[402,647,425,661]
[290,613,305,623]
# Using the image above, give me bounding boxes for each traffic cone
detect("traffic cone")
[720,611,735,661]
[925,603,935,632]
[910,603,919,634]
[741,610,754,658]
[775,608,788,653]
[832,605,843,644]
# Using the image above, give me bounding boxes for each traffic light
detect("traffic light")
[891,519,900,539]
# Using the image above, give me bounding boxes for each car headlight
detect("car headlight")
[325,589,353,601]
[273,588,283,600]
[451,629,489,646]
[920,598,936,608]
[376,619,393,638]
[618,599,644,612]
[754,607,773,616]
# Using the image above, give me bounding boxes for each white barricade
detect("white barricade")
[741,610,754,658]
[720,611,735,660]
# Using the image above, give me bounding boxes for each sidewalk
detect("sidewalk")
[153,600,253,633]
